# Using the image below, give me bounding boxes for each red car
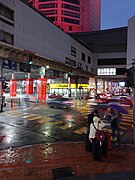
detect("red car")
[48,94,62,99]
[96,93,107,99]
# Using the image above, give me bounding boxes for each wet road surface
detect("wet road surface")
[0,99,133,149]
[0,100,90,149]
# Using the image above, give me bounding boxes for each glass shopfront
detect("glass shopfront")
[50,83,89,98]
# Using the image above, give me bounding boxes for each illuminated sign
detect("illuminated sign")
[50,84,89,89]
[78,84,89,88]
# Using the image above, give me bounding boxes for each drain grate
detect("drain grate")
[52,166,75,179]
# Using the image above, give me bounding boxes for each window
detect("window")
[65,57,70,64]
[42,10,56,15]
[39,3,56,9]
[63,4,80,12]
[77,62,83,69]
[85,66,88,71]
[39,0,55,2]
[0,3,14,21]
[88,56,91,64]
[63,10,80,18]
[69,26,72,31]
[98,58,126,65]
[71,46,76,56]
[0,17,14,26]
[97,68,116,75]
[63,0,80,5]
[0,29,14,45]
[63,17,80,24]
[70,60,76,67]
[65,57,76,67]
[81,52,85,61]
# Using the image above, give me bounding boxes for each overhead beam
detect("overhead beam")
[0,42,96,78]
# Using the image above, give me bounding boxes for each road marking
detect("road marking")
[121,118,133,122]
[7,113,23,117]
[59,123,75,130]
[52,121,63,125]
[23,107,32,111]
[23,114,37,118]
[119,126,128,130]
[32,107,40,110]
[120,122,133,126]
[27,116,43,120]
[73,127,85,134]
[6,111,20,115]
[37,119,46,123]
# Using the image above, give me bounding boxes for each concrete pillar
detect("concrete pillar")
[28,73,30,79]
[40,67,45,78]
[12,73,15,79]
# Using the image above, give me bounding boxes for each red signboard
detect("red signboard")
[10,79,17,97]
[26,78,33,94]
[38,78,47,101]
[38,79,42,101]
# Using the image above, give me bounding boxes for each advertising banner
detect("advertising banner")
[3,59,17,70]
[26,78,33,94]
[38,78,47,101]
[42,78,47,100]
[10,79,17,97]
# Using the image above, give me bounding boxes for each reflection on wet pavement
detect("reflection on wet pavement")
[0,100,133,149]
[0,143,135,179]
[0,101,88,149]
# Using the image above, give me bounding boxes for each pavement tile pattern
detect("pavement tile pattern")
[0,143,135,180]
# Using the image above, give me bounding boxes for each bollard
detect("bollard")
[0,104,3,112]
[11,98,13,108]
[19,98,20,107]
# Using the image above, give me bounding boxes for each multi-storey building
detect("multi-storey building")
[26,0,101,33]
[0,0,95,98]
[1,0,134,97]
[70,28,128,92]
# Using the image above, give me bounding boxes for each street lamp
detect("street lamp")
[131,59,135,145]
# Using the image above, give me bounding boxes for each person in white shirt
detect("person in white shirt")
[89,116,107,161]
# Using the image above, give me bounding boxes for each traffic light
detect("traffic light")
[125,68,134,87]
[2,81,8,90]
[28,56,33,64]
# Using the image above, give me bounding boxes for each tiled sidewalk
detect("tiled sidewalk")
[0,143,135,179]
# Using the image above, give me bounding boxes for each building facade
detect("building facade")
[127,15,135,69]
[70,28,128,92]
[0,0,95,98]
[26,0,101,33]
[1,0,135,97]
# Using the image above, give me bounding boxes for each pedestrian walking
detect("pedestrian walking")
[85,110,99,152]
[111,110,121,145]
[104,107,121,145]
[89,116,107,161]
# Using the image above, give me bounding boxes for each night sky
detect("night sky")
[101,0,135,30]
